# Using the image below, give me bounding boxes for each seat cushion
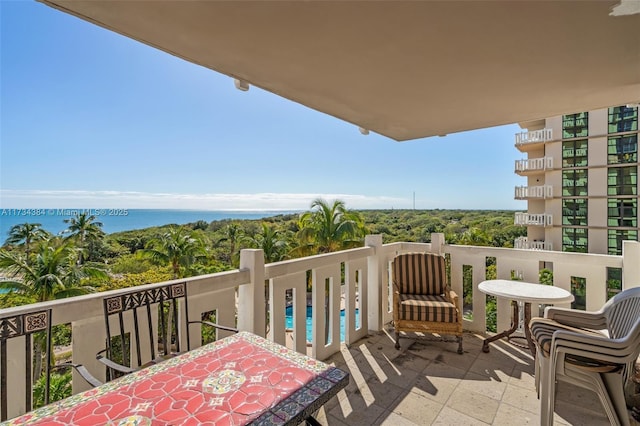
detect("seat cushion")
[393,253,447,295]
[398,294,458,322]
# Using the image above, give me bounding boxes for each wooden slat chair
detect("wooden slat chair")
[392,253,463,354]
[530,286,640,426]
[97,282,238,381]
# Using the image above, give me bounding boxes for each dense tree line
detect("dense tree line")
[0,201,523,405]
[1,204,524,308]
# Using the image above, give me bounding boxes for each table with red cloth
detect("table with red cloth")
[6,331,349,425]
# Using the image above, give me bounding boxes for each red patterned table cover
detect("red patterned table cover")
[5,331,348,425]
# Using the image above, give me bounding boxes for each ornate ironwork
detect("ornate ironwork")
[0,311,49,339]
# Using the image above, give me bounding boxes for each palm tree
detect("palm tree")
[4,223,51,263]
[62,212,105,264]
[0,239,105,302]
[242,223,288,263]
[0,238,106,380]
[142,226,207,278]
[294,198,366,255]
[458,227,492,246]
[217,223,243,267]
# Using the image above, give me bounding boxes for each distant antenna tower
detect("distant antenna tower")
[413,191,416,210]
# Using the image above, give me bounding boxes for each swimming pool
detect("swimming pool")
[284,305,360,342]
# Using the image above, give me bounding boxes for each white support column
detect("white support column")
[71,317,107,392]
[622,240,640,289]
[238,249,266,336]
[430,233,445,254]
[365,234,384,333]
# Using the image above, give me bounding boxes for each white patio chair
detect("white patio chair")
[530,286,640,426]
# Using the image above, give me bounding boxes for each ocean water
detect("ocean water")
[0,208,299,239]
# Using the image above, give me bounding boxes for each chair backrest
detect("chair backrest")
[102,282,192,379]
[0,309,52,421]
[392,253,447,295]
[602,286,640,339]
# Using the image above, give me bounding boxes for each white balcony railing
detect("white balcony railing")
[514,184,553,199]
[2,235,640,420]
[514,237,553,251]
[515,128,553,145]
[514,156,553,173]
[514,212,553,227]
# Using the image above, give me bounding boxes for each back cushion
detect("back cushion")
[393,253,446,295]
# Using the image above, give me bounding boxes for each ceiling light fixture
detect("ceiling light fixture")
[358,127,369,135]
[234,79,250,91]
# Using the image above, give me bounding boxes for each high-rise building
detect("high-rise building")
[514,105,639,256]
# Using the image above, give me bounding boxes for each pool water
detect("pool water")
[284,306,360,342]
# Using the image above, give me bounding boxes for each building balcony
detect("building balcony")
[514,184,553,199]
[514,212,553,227]
[514,156,553,175]
[514,236,553,251]
[514,128,553,151]
[2,235,639,424]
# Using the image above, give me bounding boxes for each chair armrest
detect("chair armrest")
[392,282,401,295]
[52,363,103,388]
[446,289,459,308]
[191,320,239,334]
[96,349,137,375]
[544,306,607,330]
[550,325,639,362]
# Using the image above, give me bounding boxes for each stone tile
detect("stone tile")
[507,362,536,390]
[328,395,386,425]
[431,406,490,425]
[361,375,408,409]
[379,363,422,390]
[457,371,507,401]
[553,399,611,426]
[378,410,420,426]
[468,356,515,383]
[388,347,434,373]
[493,400,539,425]
[389,390,444,425]
[554,380,602,407]
[446,387,500,424]
[409,361,466,404]
[324,413,351,426]
[500,383,540,415]
[326,332,613,425]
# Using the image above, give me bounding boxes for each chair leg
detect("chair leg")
[457,335,463,354]
[395,331,400,349]
[539,355,555,426]
[534,354,540,398]
[601,373,629,426]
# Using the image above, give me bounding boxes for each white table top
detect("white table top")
[478,279,574,304]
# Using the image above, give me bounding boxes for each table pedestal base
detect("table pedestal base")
[482,300,536,357]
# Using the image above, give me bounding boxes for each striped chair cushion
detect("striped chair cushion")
[398,294,458,323]
[530,317,620,373]
[393,253,446,295]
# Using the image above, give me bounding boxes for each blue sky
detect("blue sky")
[1,1,525,211]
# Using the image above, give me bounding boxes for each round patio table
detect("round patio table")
[478,279,574,356]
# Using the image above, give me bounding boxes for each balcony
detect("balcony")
[2,235,639,424]
[514,156,553,175]
[514,128,553,150]
[514,237,553,251]
[514,212,553,227]
[514,184,553,199]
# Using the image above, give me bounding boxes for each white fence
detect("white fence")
[2,235,639,419]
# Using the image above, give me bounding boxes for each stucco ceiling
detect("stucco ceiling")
[40,0,640,141]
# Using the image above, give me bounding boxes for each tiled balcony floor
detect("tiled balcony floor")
[313,325,639,425]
